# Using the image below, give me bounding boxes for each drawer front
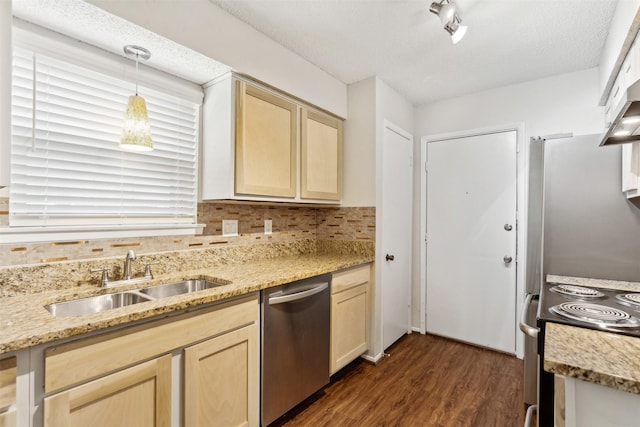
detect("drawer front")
[332,264,371,294]
[45,294,258,393]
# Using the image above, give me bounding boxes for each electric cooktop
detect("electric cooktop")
[538,282,640,337]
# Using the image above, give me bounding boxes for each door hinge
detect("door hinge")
[409,155,413,168]
[425,161,428,172]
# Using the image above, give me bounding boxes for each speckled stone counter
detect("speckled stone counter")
[0,252,373,355]
[544,275,640,394]
[547,274,640,293]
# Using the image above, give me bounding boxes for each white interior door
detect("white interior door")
[426,131,517,353]
[381,122,413,350]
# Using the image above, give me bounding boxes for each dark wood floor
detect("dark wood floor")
[272,333,525,427]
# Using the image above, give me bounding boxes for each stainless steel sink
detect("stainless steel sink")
[45,291,154,318]
[45,279,227,317]
[138,279,225,299]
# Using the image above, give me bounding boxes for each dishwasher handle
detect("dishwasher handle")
[268,282,329,305]
[519,294,539,338]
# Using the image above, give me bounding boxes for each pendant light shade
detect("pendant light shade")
[121,95,153,151]
[120,45,154,152]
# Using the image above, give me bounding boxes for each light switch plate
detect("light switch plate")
[264,219,272,235]
[222,219,238,237]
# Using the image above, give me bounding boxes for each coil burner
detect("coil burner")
[616,293,640,311]
[549,302,640,328]
[549,284,605,299]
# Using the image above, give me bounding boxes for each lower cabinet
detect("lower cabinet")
[0,356,16,427]
[41,294,259,427]
[184,323,258,427]
[330,264,371,375]
[44,355,171,427]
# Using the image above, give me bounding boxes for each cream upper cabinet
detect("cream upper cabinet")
[301,109,343,201]
[0,357,16,427]
[202,73,343,204]
[330,264,371,375]
[235,81,298,198]
[44,355,171,427]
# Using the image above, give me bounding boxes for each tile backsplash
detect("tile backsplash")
[0,201,375,267]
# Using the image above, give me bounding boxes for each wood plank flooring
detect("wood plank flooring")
[272,333,525,427]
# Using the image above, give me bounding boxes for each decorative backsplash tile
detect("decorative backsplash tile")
[317,207,376,241]
[0,201,376,268]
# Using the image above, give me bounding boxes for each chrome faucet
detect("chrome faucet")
[123,250,137,280]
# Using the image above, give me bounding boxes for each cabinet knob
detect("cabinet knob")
[385,254,395,261]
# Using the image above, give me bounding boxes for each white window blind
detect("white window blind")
[10,48,200,227]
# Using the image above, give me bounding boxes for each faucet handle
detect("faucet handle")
[90,267,110,287]
[144,262,160,279]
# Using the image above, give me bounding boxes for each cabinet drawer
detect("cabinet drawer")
[332,264,370,294]
[45,294,258,393]
[0,357,16,411]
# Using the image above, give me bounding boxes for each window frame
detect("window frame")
[0,21,206,244]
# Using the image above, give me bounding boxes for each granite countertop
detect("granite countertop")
[543,275,640,394]
[0,253,372,355]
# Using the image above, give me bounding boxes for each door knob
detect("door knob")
[386,254,395,261]
[504,224,513,231]
[503,256,513,264]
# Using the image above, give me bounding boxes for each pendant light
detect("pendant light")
[120,45,153,152]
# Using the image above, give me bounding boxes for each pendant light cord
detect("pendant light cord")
[135,52,139,96]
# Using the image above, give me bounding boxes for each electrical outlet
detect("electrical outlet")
[264,219,272,235]
[222,219,238,237]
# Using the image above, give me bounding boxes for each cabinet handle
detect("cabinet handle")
[385,254,395,261]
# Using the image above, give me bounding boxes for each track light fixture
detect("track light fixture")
[429,0,467,44]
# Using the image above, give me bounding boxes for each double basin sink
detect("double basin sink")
[45,279,225,318]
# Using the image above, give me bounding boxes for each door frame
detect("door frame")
[419,123,526,358]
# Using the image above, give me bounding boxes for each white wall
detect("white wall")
[412,67,605,341]
[342,78,376,206]
[86,0,347,118]
[415,67,603,138]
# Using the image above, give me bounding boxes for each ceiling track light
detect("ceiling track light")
[429,0,467,44]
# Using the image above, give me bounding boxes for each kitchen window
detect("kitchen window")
[2,24,204,243]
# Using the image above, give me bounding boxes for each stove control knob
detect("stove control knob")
[503,255,513,264]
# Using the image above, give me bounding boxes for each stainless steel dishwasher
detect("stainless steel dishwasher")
[261,274,331,426]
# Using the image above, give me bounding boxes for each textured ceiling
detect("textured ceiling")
[11,0,618,106]
[12,0,231,85]
[210,0,618,106]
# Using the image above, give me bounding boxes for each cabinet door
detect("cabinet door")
[301,109,343,201]
[0,356,16,427]
[44,354,171,427]
[184,323,258,427]
[622,142,640,197]
[330,283,368,375]
[235,81,298,198]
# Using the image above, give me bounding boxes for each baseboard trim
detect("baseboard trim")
[360,352,384,364]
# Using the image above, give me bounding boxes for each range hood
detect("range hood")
[601,79,640,146]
